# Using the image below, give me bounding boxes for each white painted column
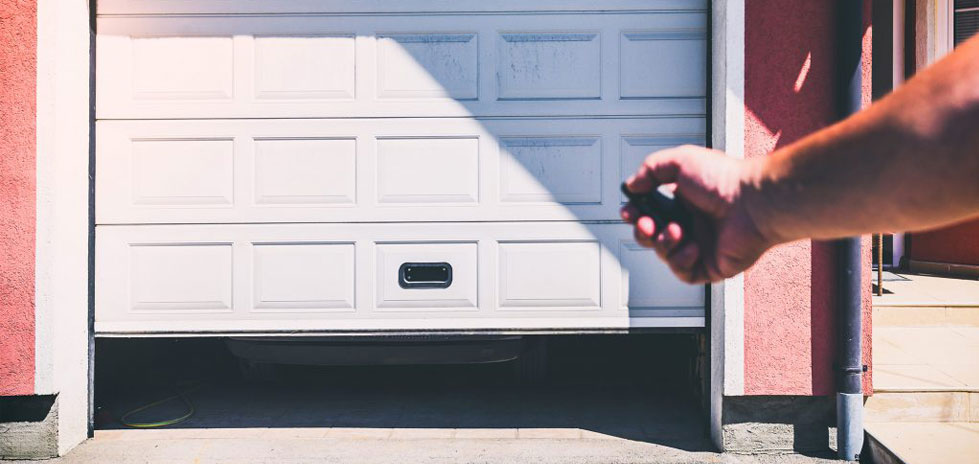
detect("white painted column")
[709,0,745,451]
[35,0,92,454]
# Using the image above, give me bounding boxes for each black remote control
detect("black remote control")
[620,182,692,235]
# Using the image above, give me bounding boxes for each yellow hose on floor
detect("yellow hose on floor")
[119,382,203,428]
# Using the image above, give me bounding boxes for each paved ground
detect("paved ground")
[873,326,979,391]
[17,431,842,464]
[867,272,979,464]
[873,272,979,309]
[865,422,979,464]
[24,335,843,463]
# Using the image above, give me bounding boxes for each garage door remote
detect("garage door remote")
[620,182,693,235]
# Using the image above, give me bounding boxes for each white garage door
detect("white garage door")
[94,0,708,335]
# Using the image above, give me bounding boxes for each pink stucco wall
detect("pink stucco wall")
[911,218,979,266]
[743,0,873,396]
[0,0,37,396]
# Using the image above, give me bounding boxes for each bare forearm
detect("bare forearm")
[745,35,979,244]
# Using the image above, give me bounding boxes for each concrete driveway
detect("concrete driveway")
[24,336,844,463]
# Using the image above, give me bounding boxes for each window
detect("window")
[954,0,979,45]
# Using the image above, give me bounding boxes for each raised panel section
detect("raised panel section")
[619,242,704,308]
[97,118,706,223]
[500,137,602,204]
[254,35,356,100]
[254,138,356,205]
[620,31,706,98]
[132,37,233,100]
[253,243,355,311]
[497,33,601,100]
[98,12,707,118]
[375,242,478,309]
[132,139,234,206]
[377,33,478,99]
[95,222,705,333]
[619,135,703,202]
[376,137,479,204]
[129,243,233,311]
[498,241,601,308]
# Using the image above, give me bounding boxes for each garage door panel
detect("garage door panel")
[96,12,706,119]
[96,222,705,333]
[96,118,705,224]
[97,0,707,16]
[95,1,709,334]
[252,242,356,312]
[127,243,234,313]
[254,138,357,206]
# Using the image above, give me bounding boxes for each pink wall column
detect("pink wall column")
[0,0,38,396]
[742,0,873,396]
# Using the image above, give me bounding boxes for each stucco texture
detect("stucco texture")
[0,0,37,396]
[910,218,979,266]
[743,0,873,396]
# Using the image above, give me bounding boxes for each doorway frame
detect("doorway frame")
[33,0,745,453]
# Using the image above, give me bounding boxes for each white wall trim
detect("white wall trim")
[709,0,745,451]
[34,0,92,455]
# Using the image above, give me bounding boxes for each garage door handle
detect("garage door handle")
[399,262,453,289]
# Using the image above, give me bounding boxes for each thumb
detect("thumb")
[625,148,683,194]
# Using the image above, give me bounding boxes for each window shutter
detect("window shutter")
[955,0,979,46]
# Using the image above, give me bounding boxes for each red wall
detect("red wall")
[911,218,979,266]
[742,0,873,396]
[0,0,38,396]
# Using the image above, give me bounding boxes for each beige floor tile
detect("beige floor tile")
[865,392,970,422]
[452,428,519,439]
[874,307,948,327]
[936,364,979,390]
[951,327,979,345]
[972,393,979,421]
[877,328,972,365]
[873,364,967,391]
[866,422,979,464]
[948,308,979,327]
[873,334,915,364]
[872,273,979,308]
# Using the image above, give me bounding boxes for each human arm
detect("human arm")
[622,34,979,283]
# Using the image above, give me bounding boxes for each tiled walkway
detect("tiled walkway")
[867,272,979,464]
[873,326,979,391]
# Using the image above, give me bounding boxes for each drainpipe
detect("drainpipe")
[835,1,865,461]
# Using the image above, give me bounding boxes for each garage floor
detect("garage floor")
[70,336,840,463]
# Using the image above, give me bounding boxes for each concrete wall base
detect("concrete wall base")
[722,395,836,453]
[0,395,59,459]
[908,259,979,278]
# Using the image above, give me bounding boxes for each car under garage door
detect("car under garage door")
[93,0,708,335]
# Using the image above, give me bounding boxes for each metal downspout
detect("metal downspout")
[835,1,865,460]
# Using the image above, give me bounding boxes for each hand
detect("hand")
[620,145,775,284]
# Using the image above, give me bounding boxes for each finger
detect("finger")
[636,216,656,238]
[625,149,682,194]
[633,226,655,248]
[654,222,684,255]
[620,204,639,223]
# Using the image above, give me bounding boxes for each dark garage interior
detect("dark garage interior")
[93,334,710,450]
